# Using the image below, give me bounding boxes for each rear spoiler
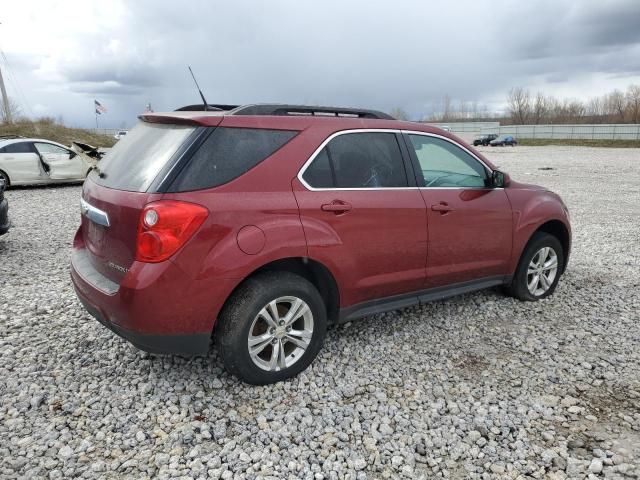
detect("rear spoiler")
[138,112,224,127]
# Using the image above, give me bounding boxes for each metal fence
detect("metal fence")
[483,124,640,140]
[92,128,128,136]
[426,122,640,140]
[93,123,640,140]
[425,122,500,133]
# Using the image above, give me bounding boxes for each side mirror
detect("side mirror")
[491,170,510,188]
[69,151,77,159]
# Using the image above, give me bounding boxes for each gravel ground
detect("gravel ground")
[1,146,639,480]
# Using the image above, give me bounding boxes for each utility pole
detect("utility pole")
[0,58,10,123]
[0,20,11,124]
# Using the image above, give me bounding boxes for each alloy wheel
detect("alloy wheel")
[247,296,314,371]
[527,247,558,296]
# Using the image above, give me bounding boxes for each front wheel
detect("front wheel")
[508,232,564,301]
[216,271,327,384]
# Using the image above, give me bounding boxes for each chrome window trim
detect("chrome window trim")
[297,129,419,191]
[297,128,498,192]
[80,198,110,227]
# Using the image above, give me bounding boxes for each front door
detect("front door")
[404,133,512,288]
[293,131,428,307]
[34,142,85,180]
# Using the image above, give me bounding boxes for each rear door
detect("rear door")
[293,130,428,307]
[34,142,86,180]
[404,132,512,288]
[0,141,43,183]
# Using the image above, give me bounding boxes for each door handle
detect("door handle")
[431,202,453,213]
[321,200,352,214]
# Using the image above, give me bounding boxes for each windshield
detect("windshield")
[90,122,196,192]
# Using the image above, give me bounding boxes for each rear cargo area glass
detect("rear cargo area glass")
[90,122,196,192]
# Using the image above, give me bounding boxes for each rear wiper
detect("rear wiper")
[89,165,106,178]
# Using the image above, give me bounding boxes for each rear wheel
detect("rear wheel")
[508,232,564,301]
[216,271,327,384]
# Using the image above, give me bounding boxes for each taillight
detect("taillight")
[135,201,208,263]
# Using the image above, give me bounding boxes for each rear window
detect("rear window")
[168,127,297,192]
[91,122,196,192]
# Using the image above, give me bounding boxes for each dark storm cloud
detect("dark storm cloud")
[69,81,145,95]
[574,0,640,49]
[508,0,640,61]
[66,66,161,89]
[9,0,640,126]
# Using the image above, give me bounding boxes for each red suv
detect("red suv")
[71,104,571,384]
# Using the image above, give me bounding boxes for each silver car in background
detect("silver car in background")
[0,137,97,186]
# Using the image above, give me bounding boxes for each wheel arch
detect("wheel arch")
[0,168,10,186]
[522,219,570,274]
[219,257,341,327]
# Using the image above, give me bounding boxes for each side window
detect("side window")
[408,135,488,188]
[35,143,70,155]
[4,142,34,154]
[302,148,334,188]
[302,132,407,188]
[170,127,297,192]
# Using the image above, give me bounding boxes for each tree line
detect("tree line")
[414,84,640,124]
[505,85,640,125]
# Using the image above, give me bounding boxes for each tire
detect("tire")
[507,232,564,301]
[216,271,327,384]
[0,170,9,187]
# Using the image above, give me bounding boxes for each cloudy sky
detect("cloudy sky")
[2,0,640,127]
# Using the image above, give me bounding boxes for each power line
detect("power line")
[0,50,35,119]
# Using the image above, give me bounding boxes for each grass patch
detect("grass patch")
[518,138,640,148]
[0,119,117,148]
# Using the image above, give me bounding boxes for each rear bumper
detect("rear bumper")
[0,198,9,235]
[74,290,210,355]
[70,236,237,356]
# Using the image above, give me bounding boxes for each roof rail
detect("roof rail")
[229,104,394,119]
[174,104,240,112]
[173,103,394,119]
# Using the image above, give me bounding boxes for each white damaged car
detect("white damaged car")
[0,136,100,186]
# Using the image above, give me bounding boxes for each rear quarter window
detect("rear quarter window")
[169,127,297,192]
[2,142,34,154]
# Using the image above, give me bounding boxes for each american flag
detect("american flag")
[94,100,107,115]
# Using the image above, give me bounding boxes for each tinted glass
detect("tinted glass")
[35,143,69,155]
[307,132,407,188]
[91,122,196,192]
[4,142,33,154]
[302,148,333,188]
[170,127,297,192]
[409,135,488,188]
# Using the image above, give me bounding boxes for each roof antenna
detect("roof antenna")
[188,66,209,111]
